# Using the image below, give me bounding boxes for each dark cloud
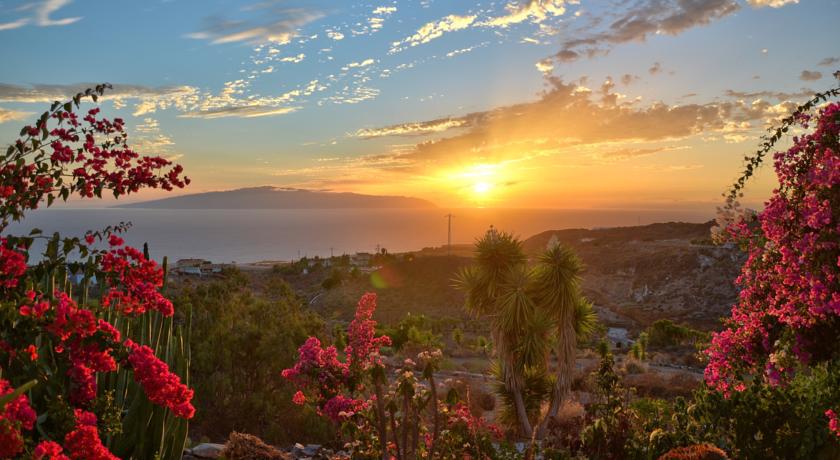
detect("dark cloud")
[723,88,814,100]
[799,70,823,81]
[553,0,739,63]
[620,73,640,85]
[817,57,839,67]
[648,62,663,75]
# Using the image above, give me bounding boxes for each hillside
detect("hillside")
[523,221,743,329]
[240,221,742,332]
[116,186,436,209]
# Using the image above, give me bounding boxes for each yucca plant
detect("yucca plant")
[455,228,597,439]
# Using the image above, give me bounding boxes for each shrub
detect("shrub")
[658,443,727,460]
[282,293,510,459]
[705,102,840,439]
[0,86,191,458]
[174,274,328,445]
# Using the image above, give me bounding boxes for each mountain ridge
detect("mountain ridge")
[115,186,436,209]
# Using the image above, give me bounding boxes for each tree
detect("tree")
[455,228,595,438]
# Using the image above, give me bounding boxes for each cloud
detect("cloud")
[0,83,198,105]
[36,0,81,26]
[390,14,477,52]
[723,88,813,100]
[446,45,481,58]
[596,145,688,160]
[746,0,798,7]
[0,0,81,31]
[130,117,181,160]
[279,53,305,63]
[799,70,822,81]
[0,80,314,120]
[648,62,663,75]
[620,73,639,85]
[818,57,839,66]
[552,0,739,63]
[179,105,298,119]
[353,118,467,138]
[535,58,554,73]
[0,107,31,124]
[372,6,397,15]
[479,0,568,28]
[352,77,801,172]
[326,30,344,40]
[187,4,323,45]
[345,59,375,68]
[368,5,397,31]
[0,18,29,30]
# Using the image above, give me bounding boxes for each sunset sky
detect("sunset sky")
[1,0,838,210]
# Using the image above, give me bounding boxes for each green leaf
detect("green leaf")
[0,380,38,411]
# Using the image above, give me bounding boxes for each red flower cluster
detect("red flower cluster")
[63,409,118,460]
[345,292,392,370]
[705,103,840,434]
[19,292,122,404]
[827,409,840,438]
[320,394,368,423]
[281,337,348,396]
[282,293,391,423]
[66,341,117,404]
[19,290,50,318]
[0,88,194,454]
[448,402,503,440]
[292,390,306,405]
[100,239,173,316]
[0,238,26,289]
[0,378,37,458]
[33,440,68,460]
[125,339,195,419]
[706,103,840,393]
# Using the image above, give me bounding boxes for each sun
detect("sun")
[473,181,492,195]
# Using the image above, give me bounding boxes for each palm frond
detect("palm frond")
[496,265,536,338]
[574,297,599,342]
[532,244,583,321]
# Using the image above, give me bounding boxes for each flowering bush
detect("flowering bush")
[282,292,509,459]
[705,102,840,438]
[0,85,192,459]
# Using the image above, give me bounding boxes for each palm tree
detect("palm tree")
[455,228,596,439]
[455,228,537,436]
[531,244,596,437]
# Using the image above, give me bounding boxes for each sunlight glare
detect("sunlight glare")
[473,181,492,194]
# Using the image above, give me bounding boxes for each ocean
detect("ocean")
[5,208,712,263]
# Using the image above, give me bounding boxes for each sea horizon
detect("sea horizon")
[6,207,715,264]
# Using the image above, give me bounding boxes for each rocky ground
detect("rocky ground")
[523,221,744,331]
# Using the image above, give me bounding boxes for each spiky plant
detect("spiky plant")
[455,229,597,439]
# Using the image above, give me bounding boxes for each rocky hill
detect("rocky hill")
[523,221,744,330]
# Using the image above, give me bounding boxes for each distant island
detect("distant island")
[115,186,436,209]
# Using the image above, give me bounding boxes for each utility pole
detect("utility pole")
[330,247,334,258]
[445,213,454,256]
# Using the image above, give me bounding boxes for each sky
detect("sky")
[0,0,838,210]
